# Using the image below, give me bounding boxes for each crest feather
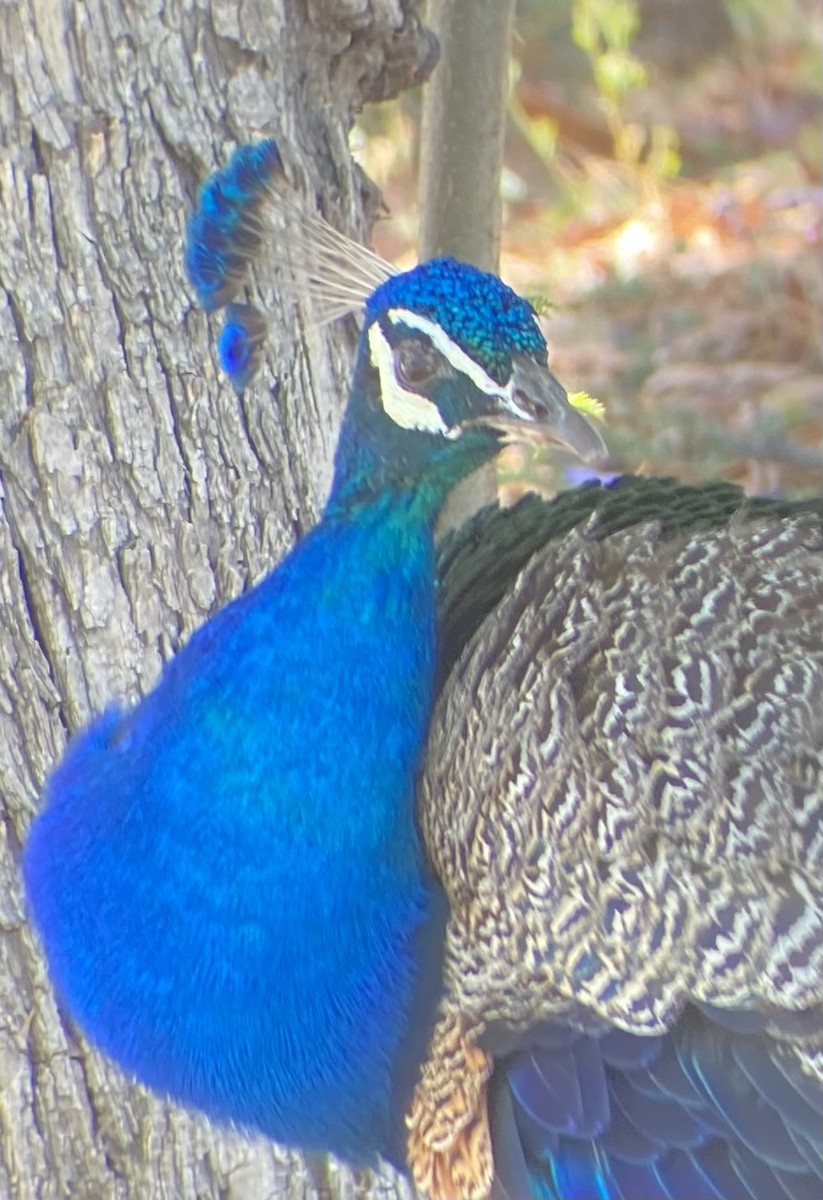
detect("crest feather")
[185,139,395,388]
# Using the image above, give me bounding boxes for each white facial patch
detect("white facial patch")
[367,319,452,435]
[386,308,517,407]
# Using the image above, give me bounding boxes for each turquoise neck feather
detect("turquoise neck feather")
[327,341,500,520]
[23,365,495,1161]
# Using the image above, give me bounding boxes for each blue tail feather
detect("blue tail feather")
[774,1164,823,1200]
[694,1003,769,1035]
[697,1140,755,1199]
[604,1152,672,1199]
[657,1148,725,1200]
[682,1024,809,1171]
[599,1028,663,1070]
[610,1072,708,1149]
[729,1145,795,1200]
[598,1096,663,1163]
[489,1078,555,1200]
[506,1048,583,1134]
[786,1127,823,1178]
[493,1007,822,1199]
[550,1140,614,1200]
[644,1034,707,1106]
[771,1050,823,1112]
[571,1036,611,1135]
[512,1100,561,1159]
[731,1040,821,1144]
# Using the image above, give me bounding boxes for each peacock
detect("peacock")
[22,141,823,1200]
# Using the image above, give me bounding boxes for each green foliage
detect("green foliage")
[506,57,560,173]
[572,0,646,94]
[571,0,681,176]
[523,291,556,317]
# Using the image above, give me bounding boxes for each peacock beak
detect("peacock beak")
[474,353,608,466]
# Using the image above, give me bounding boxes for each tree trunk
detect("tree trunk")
[419,0,515,271]
[0,2,434,1197]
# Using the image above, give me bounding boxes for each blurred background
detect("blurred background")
[353,0,821,497]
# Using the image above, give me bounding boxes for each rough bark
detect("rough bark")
[0,2,434,1197]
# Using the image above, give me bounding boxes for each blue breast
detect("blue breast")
[23,497,445,1164]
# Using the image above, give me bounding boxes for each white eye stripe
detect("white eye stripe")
[367,320,452,435]
[367,306,547,437]
[387,307,515,404]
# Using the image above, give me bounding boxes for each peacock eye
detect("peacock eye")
[394,339,443,389]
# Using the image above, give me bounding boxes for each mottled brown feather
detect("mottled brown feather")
[416,499,823,1196]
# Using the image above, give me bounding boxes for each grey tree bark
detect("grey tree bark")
[0,2,435,1197]
[419,0,515,271]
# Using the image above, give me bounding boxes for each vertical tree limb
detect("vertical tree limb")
[419,0,516,271]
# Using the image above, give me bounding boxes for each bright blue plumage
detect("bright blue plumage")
[23,140,822,1200]
[23,141,602,1175]
[366,258,547,382]
[184,139,282,312]
[26,498,445,1162]
[218,302,268,391]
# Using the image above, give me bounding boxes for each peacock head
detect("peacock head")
[331,255,605,506]
[185,140,607,512]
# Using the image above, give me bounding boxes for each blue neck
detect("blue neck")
[24,448,454,1169]
[326,346,500,524]
[23,352,502,1169]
